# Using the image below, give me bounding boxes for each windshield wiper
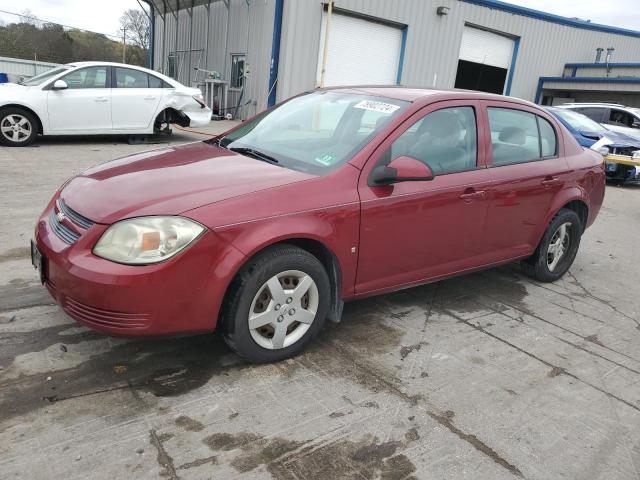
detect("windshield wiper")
[229,147,279,164]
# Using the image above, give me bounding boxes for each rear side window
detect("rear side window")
[575,107,605,122]
[488,108,557,166]
[115,68,149,88]
[538,117,557,157]
[609,109,635,127]
[149,74,172,88]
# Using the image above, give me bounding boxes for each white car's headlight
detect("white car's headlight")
[93,217,205,265]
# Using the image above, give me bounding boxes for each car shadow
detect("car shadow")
[0,266,530,424]
[26,132,203,147]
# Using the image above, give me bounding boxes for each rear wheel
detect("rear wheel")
[221,245,331,363]
[521,209,582,282]
[0,108,38,146]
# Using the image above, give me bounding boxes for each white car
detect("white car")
[557,103,640,141]
[0,61,212,147]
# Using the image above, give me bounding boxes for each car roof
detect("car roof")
[322,85,538,106]
[64,61,181,87]
[67,61,152,71]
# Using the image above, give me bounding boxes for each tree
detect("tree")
[19,9,37,26]
[119,8,150,60]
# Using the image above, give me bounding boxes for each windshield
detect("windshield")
[553,108,605,134]
[218,91,410,174]
[21,66,70,86]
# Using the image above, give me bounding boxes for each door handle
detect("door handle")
[94,97,108,102]
[541,177,561,189]
[459,189,487,202]
[144,96,157,100]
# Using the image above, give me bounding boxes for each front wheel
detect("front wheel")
[521,209,582,282]
[0,108,38,146]
[221,245,331,363]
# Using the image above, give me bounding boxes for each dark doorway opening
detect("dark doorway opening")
[454,60,507,94]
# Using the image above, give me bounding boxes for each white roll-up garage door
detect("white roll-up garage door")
[459,26,514,69]
[317,12,403,87]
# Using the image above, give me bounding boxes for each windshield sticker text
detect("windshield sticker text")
[353,100,400,114]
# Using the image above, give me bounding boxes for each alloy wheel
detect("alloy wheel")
[1,114,32,143]
[248,270,319,350]
[547,222,571,272]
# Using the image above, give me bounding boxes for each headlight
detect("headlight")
[93,217,205,265]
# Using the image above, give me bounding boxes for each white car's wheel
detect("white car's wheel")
[0,108,38,147]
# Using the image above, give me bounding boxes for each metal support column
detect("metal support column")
[188,0,194,85]
[223,0,230,80]
[174,0,180,80]
[204,0,212,72]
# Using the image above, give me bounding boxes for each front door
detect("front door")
[356,101,492,295]
[47,66,111,133]
[482,101,570,260]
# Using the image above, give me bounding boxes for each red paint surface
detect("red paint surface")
[35,88,605,336]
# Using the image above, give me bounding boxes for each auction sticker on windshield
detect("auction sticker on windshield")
[353,100,400,114]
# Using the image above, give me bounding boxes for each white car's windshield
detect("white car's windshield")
[218,91,410,175]
[554,108,605,134]
[21,66,70,86]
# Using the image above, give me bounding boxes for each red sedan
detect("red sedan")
[32,87,605,362]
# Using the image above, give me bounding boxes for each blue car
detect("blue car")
[546,106,640,184]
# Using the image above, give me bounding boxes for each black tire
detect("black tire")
[521,209,582,282]
[221,244,331,363]
[0,107,38,146]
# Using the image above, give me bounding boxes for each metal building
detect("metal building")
[146,0,640,119]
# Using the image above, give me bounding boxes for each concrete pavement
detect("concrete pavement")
[1,127,639,479]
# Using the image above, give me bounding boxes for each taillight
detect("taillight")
[192,94,206,109]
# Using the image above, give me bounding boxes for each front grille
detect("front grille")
[49,211,80,244]
[62,297,151,330]
[57,199,95,229]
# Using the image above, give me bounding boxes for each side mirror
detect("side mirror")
[52,79,68,90]
[369,156,434,186]
[632,120,640,129]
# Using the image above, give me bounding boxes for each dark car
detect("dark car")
[33,87,605,362]
[546,106,640,184]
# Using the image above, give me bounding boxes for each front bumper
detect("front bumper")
[34,198,244,336]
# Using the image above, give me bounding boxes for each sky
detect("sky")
[0,0,638,36]
[0,0,146,38]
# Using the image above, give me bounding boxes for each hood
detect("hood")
[0,83,30,98]
[580,129,640,148]
[60,142,315,224]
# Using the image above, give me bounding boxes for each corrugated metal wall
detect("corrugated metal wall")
[0,56,61,79]
[154,0,640,116]
[153,0,275,119]
[277,0,640,102]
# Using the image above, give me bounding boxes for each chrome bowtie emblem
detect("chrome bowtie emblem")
[56,211,66,223]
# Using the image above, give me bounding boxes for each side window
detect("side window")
[609,109,635,127]
[115,68,149,88]
[148,74,163,88]
[488,108,540,165]
[230,54,245,89]
[61,67,107,89]
[538,117,557,157]
[386,107,477,175]
[577,107,604,122]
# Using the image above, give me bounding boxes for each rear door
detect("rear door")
[482,101,570,260]
[111,67,164,131]
[356,100,492,294]
[46,66,111,133]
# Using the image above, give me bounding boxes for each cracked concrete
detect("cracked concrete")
[1,127,640,479]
